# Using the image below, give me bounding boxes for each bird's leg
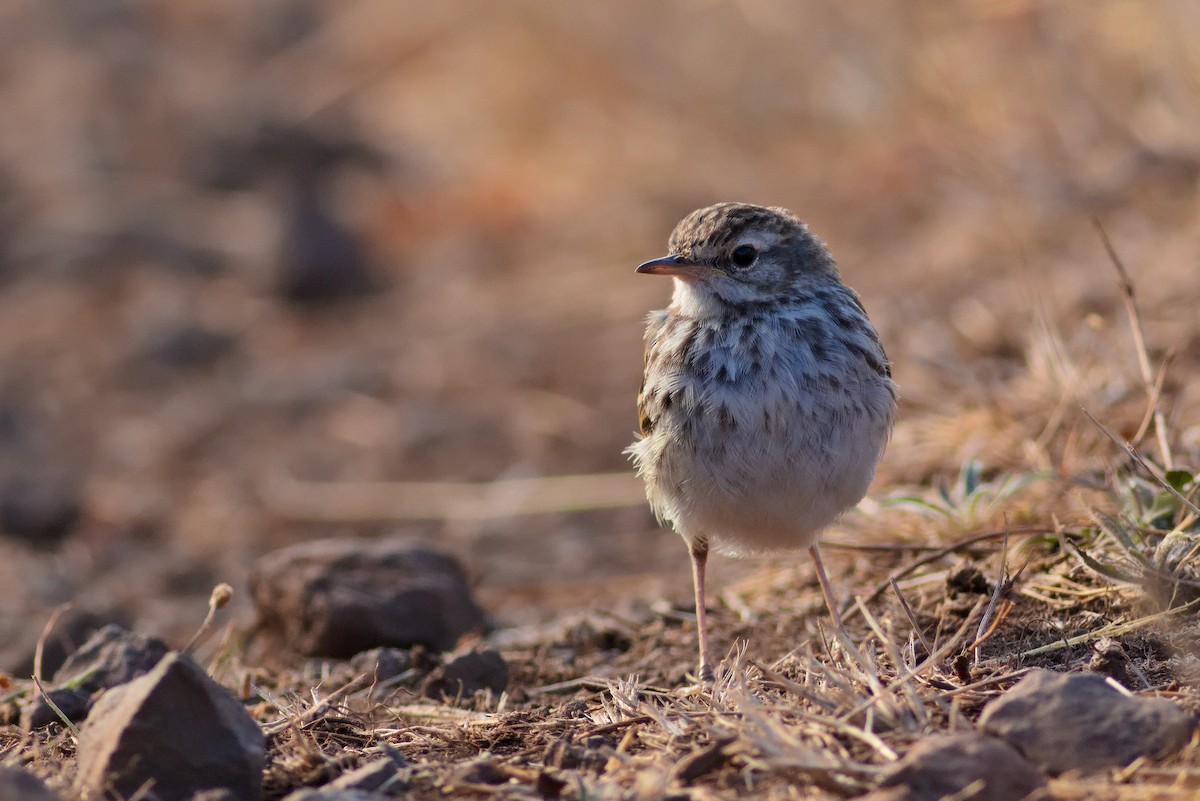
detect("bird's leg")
[689,540,714,682]
[808,544,847,636]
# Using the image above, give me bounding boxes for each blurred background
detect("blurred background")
[0,0,1198,658]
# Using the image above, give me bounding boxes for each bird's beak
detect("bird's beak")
[635,255,721,277]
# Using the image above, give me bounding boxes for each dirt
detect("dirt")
[1,2,1200,799]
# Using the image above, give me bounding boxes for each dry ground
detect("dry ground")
[1,2,1200,798]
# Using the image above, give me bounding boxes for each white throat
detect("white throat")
[671,276,772,317]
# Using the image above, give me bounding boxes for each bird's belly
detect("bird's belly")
[647,378,891,556]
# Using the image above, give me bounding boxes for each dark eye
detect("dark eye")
[731,244,757,268]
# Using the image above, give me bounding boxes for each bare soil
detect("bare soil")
[1,3,1200,798]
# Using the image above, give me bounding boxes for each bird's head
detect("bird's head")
[637,203,839,307]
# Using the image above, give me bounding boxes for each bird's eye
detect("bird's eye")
[731,244,757,268]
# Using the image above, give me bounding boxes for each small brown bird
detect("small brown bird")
[627,203,896,680]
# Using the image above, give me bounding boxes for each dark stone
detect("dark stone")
[1088,637,1135,688]
[249,537,487,658]
[191,792,238,801]
[861,733,1045,801]
[21,687,92,730]
[946,565,991,596]
[423,650,508,699]
[277,188,375,305]
[4,607,128,678]
[0,766,62,801]
[325,754,407,794]
[978,669,1197,775]
[348,648,411,684]
[53,624,170,694]
[74,652,265,801]
[0,474,82,548]
[280,790,380,801]
[138,324,236,371]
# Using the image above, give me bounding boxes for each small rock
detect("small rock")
[21,687,91,730]
[860,733,1045,801]
[979,669,1197,775]
[0,475,82,549]
[192,791,238,801]
[281,790,380,801]
[277,189,375,305]
[348,648,411,684]
[946,564,991,597]
[0,698,20,726]
[250,537,487,658]
[4,607,128,678]
[543,735,614,773]
[137,324,236,371]
[1088,637,1135,688]
[53,624,170,694]
[325,754,407,793]
[1147,530,1200,609]
[0,766,63,801]
[423,650,508,699]
[74,652,265,801]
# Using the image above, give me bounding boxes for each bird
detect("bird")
[626,202,896,681]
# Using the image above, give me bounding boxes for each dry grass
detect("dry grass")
[0,1,1199,798]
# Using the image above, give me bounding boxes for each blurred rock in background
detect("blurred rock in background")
[0,1,1196,650]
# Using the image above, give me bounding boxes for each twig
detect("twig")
[1131,349,1175,448]
[31,675,80,737]
[528,677,624,696]
[973,538,1011,666]
[843,527,1051,622]
[1093,219,1173,470]
[33,603,72,685]
[263,672,376,736]
[1080,407,1200,517]
[580,715,655,738]
[839,598,987,723]
[980,596,1200,664]
[889,579,933,657]
[934,667,1033,699]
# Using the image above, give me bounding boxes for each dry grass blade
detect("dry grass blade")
[890,578,933,656]
[1093,219,1174,470]
[33,603,72,685]
[845,527,1051,621]
[1080,407,1200,518]
[985,596,1200,663]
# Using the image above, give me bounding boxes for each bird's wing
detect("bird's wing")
[637,310,670,436]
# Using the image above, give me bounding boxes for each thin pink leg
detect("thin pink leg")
[690,541,714,682]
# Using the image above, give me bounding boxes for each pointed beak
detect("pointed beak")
[635,254,720,277]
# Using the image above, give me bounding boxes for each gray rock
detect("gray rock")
[190,786,237,801]
[979,669,1197,775]
[281,790,381,801]
[0,473,82,549]
[348,648,411,684]
[0,766,63,801]
[191,791,238,801]
[423,650,508,699]
[21,687,91,730]
[3,607,128,678]
[860,733,1045,801]
[326,755,407,793]
[74,652,265,801]
[250,537,487,657]
[53,624,170,694]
